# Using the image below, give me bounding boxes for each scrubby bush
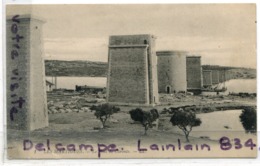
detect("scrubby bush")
[167,107,179,114]
[239,107,257,133]
[167,106,197,114]
[201,106,217,113]
[170,108,202,142]
[129,108,144,122]
[129,108,159,135]
[90,104,120,128]
[183,106,196,112]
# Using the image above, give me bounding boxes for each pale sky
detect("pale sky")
[7,4,256,68]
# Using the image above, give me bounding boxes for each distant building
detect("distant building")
[186,56,202,94]
[157,51,187,94]
[46,80,54,92]
[107,34,159,105]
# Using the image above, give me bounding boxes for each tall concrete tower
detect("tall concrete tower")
[212,70,220,84]
[107,34,159,105]
[186,56,202,94]
[219,70,226,83]
[203,70,213,87]
[6,15,48,130]
[157,51,187,94]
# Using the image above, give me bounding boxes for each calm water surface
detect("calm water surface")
[47,77,256,93]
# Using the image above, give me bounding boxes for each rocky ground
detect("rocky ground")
[46,90,256,115]
[7,91,257,158]
[47,90,106,114]
[43,90,256,141]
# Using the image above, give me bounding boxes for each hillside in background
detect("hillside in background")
[202,65,256,79]
[45,60,108,77]
[45,60,256,79]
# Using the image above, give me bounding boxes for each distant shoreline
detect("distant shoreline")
[45,60,256,79]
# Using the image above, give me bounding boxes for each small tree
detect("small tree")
[90,104,120,128]
[239,107,256,133]
[129,108,159,135]
[170,108,201,142]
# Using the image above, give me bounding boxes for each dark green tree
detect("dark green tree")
[90,104,120,128]
[170,108,201,142]
[129,108,159,135]
[239,107,257,133]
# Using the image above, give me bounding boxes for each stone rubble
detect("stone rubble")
[47,90,106,114]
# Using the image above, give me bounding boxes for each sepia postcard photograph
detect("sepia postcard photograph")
[5,4,257,159]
